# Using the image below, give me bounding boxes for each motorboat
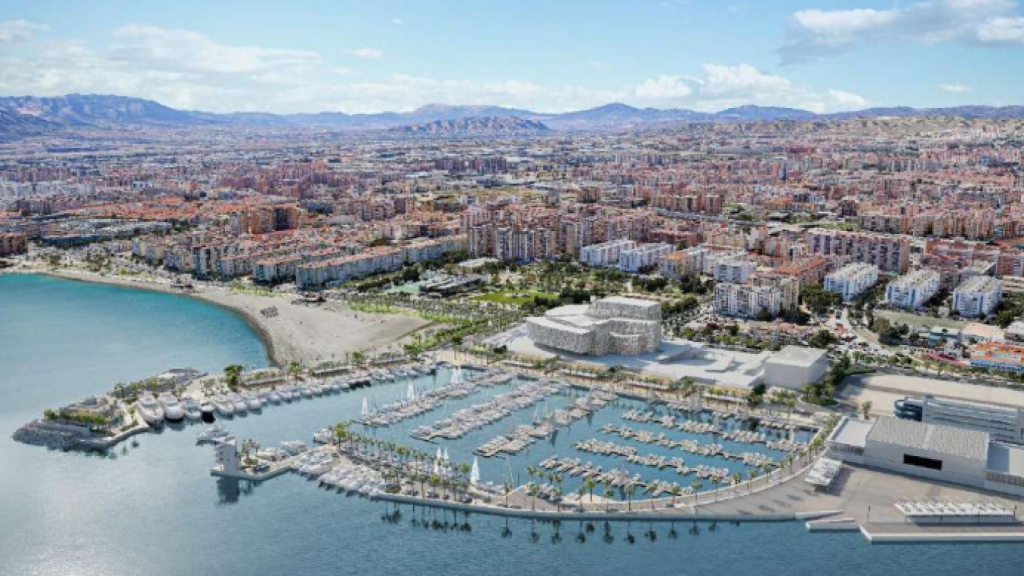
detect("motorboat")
[212,395,235,417]
[181,396,202,421]
[196,423,229,445]
[278,386,293,402]
[157,392,185,422]
[244,393,263,411]
[199,399,216,422]
[136,392,165,425]
[299,386,313,399]
[268,389,282,404]
[311,384,324,396]
[229,393,248,414]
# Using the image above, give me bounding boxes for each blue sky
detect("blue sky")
[1,0,1022,113]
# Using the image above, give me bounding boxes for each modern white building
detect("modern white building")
[714,256,756,284]
[895,395,1024,445]
[886,269,941,310]
[714,283,782,319]
[579,239,635,268]
[952,275,1002,318]
[827,416,1024,497]
[762,346,829,389]
[525,296,662,356]
[824,262,879,302]
[618,243,673,273]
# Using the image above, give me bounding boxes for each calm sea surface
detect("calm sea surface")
[1,274,1021,576]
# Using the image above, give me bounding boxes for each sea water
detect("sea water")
[1,274,1021,576]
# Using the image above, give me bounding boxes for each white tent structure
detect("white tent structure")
[470,457,481,485]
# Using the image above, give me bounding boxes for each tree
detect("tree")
[223,364,244,390]
[801,285,843,315]
[860,400,873,420]
[807,329,836,349]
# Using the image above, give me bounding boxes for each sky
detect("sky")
[0,0,1023,114]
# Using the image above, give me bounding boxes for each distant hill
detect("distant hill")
[391,116,550,136]
[0,108,56,138]
[2,93,1024,138]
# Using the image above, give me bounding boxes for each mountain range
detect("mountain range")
[2,94,1024,138]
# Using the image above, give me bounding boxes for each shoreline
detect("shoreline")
[16,267,429,368]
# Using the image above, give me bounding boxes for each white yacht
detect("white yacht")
[277,386,293,402]
[157,392,185,422]
[212,395,234,417]
[136,393,165,425]
[268,389,282,404]
[243,393,263,411]
[181,396,202,421]
[229,393,248,414]
[299,386,314,399]
[199,398,216,419]
[196,423,229,445]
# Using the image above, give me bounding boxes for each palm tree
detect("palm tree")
[603,486,614,513]
[669,485,682,508]
[502,483,512,508]
[691,480,703,505]
[625,484,635,511]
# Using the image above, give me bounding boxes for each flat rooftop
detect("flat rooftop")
[829,417,873,448]
[867,417,989,462]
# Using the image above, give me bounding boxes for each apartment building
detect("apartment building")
[579,239,635,268]
[714,256,756,284]
[714,282,783,319]
[806,229,910,273]
[772,255,828,288]
[886,269,941,310]
[0,232,28,255]
[824,262,879,302]
[952,275,1003,318]
[618,243,673,273]
[660,247,706,279]
[970,341,1024,374]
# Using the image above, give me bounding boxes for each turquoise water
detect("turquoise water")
[1,274,1022,576]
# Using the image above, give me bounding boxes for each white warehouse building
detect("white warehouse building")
[828,416,1024,497]
[886,269,941,310]
[762,346,829,390]
[952,275,1002,318]
[824,262,879,302]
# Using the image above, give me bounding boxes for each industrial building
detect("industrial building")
[762,346,829,390]
[828,416,1024,497]
[895,395,1024,445]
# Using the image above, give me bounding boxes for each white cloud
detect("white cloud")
[782,0,1024,63]
[0,25,866,115]
[630,64,867,113]
[0,20,48,43]
[828,89,869,109]
[391,18,405,25]
[634,75,693,100]
[345,47,383,59]
[940,83,973,93]
[112,25,321,74]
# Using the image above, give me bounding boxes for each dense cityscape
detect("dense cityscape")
[5,2,1024,575]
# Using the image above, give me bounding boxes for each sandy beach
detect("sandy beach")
[19,266,431,367]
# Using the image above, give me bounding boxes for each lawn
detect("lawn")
[876,310,967,331]
[474,290,556,306]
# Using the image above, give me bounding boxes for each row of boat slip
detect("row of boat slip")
[475,392,608,458]
[574,439,638,458]
[409,379,570,442]
[570,438,733,481]
[537,456,695,496]
[621,408,800,448]
[600,424,727,458]
[356,369,510,428]
[317,462,388,498]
